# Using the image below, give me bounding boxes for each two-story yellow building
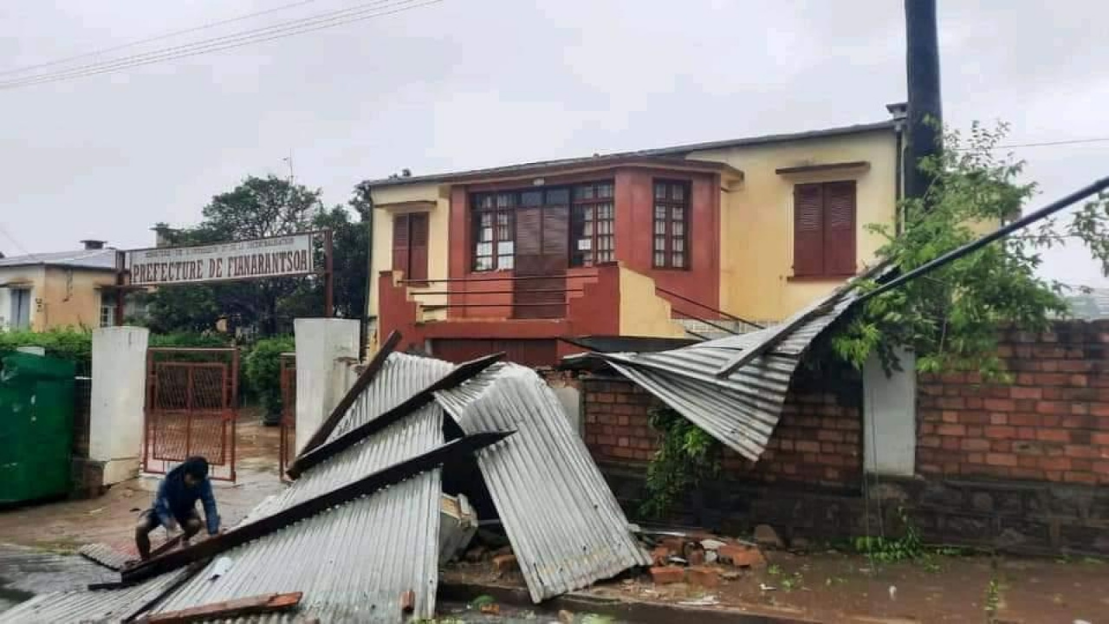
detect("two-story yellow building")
[365,105,905,365]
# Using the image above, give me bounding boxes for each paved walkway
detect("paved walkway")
[0,417,286,556]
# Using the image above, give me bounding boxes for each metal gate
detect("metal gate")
[278,353,296,481]
[143,347,238,482]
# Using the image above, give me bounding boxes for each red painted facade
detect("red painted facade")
[381,161,725,365]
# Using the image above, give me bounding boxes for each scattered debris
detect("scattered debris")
[717,544,766,568]
[686,566,719,589]
[700,539,727,551]
[558,609,575,623]
[720,571,742,581]
[679,595,720,606]
[439,493,479,565]
[208,556,232,580]
[142,591,302,623]
[753,525,784,550]
[760,583,777,592]
[649,566,685,585]
[493,553,519,577]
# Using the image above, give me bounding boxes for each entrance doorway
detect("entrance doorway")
[143,347,239,482]
[512,189,569,319]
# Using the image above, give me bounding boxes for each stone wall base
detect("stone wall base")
[601,464,1108,556]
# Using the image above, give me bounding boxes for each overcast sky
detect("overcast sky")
[1,0,1107,286]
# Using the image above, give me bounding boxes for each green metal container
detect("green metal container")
[0,353,76,504]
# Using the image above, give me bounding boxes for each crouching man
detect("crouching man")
[135,456,220,561]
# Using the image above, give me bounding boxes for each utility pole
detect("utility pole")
[904,0,943,202]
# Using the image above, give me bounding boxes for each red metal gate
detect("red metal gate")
[143,347,238,482]
[278,353,296,482]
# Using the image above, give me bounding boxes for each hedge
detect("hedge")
[244,336,295,423]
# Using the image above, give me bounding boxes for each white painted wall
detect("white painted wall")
[863,347,917,477]
[294,319,360,453]
[89,326,149,485]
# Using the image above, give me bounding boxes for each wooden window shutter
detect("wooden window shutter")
[541,206,569,257]
[514,207,543,275]
[823,181,856,276]
[408,213,429,282]
[392,214,411,277]
[793,183,825,276]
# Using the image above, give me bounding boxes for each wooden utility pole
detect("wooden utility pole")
[904,0,943,202]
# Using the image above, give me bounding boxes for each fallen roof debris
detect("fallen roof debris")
[4,346,647,623]
[576,265,888,461]
[436,362,652,602]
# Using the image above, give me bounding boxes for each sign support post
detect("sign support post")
[323,229,334,318]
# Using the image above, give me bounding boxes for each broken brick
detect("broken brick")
[658,536,686,556]
[686,548,705,567]
[685,566,719,589]
[492,554,518,576]
[717,544,766,568]
[649,566,684,585]
[650,546,669,567]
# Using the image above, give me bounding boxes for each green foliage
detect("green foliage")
[0,328,93,372]
[144,176,371,336]
[244,336,295,418]
[833,121,1109,379]
[853,507,924,563]
[639,404,722,518]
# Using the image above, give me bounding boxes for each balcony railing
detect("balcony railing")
[655,285,764,339]
[399,273,596,316]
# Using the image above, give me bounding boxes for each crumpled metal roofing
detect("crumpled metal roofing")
[0,570,187,624]
[153,355,451,623]
[435,363,650,603]
[589,279,864,461]
[326,352,453,443]
[152,471,441,623]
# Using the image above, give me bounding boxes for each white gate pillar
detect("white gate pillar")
[89,326,149,486]
[294,319,361,454]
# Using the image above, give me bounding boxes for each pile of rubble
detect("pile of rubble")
[643,532,769,589]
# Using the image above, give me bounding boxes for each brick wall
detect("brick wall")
[583,363,863,487]
[917,320,1109,486]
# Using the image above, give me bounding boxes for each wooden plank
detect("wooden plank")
[121,431,512,585]
[286,352,504,479]
[296,330,402,458]
[138,591,302,623]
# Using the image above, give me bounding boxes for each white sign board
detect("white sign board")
[126,234,315,286]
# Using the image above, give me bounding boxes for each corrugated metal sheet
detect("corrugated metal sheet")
[326,353,453,444]
[244,406,444,522]
[590,279,865,461]
[145,353,451,623]
[152,471,441,623]
[435,363,650,603]
[0,570,186,624]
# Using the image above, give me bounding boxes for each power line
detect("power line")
[957,137,1109,151]
[0,0,318,77]
[0,224,43,263]
[0,0,421,89]
[0,0,441,91]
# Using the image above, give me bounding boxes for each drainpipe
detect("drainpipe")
[360,183,375,357]
[904,0,943,205]
[887,102,908,234]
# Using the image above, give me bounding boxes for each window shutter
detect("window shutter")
[408,213,429,282]
[514,207,543,274]
[823,181,856,276]
[541,206,569,258]
[392,214,411,277]
[793,183,825,276]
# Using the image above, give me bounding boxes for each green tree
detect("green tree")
[834,122,1109,378]
[145,175,325,336]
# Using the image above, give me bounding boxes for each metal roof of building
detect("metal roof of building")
[0,570,187,624]
[435,363,650,603]
[587,276,867,461]
[364,119,897,188]
[0,249,117,270]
